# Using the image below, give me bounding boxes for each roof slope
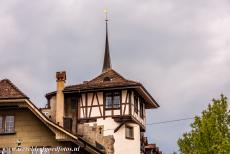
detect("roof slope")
[0,79,104,154]
[47,69,159,108]
[0,79,28,99]
[64,69,140,92]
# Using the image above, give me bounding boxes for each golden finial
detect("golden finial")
[104,8,108,21]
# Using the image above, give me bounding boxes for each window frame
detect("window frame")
[70,97,77,112]
[134,93,139,114]
[104,91,121,110]
[139,99,144,119]
[63,117,73,132]
[125,125,134,140]
[5,116,15,133]
[0,116,3,133]
[0,115,15,134]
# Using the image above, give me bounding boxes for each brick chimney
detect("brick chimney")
[56,71,66,127]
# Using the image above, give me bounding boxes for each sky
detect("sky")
[1,0,230,153]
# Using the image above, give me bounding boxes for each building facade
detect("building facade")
[0,19,160,154]
[0,79,104,154]
[43,20,160,154]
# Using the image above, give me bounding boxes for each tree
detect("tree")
[177,95,230,154]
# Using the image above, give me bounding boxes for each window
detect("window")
[5,116,14,133]
[63,118,72,132]
[0,116,15,134]
[140,99,144,119]
[113,92,120,108]
[125,125,134,139]
[134,94,138,114]
[71,97,77,112]
[103,76,112,82]
[105,91,121,109]
[31,148,50,154]
[0,117,3,132]
[0,148,11,154]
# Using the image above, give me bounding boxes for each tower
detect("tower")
[43,13,159,154]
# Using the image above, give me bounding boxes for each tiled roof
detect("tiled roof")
[0,79,103,153]
[46,69,159,108]
[0,79,28,99]
[64,69,141,92]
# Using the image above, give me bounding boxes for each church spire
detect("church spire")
[102,9,112,73]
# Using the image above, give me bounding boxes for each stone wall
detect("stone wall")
[77,124,115,154]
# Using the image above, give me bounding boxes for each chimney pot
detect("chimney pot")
[56,71,66,82]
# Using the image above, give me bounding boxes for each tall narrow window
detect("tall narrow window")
[134,94,138,114]
[105,92,113,108]
[113,92,120,108]
[125,125,134,139]
[105,91,120,109]
[0,116,15,134]
[140,100,144,119]
[71,97,77,112]
[63,118,72,132]
[5,116,14,133]
[0,117,3,133]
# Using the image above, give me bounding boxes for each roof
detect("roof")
[60,69,159,108]
[64,69,140,92]
[0,79,28,99]
[0,79,104,154]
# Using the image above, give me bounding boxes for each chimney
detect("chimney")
[56,71,66,127]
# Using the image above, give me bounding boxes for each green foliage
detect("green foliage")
[177,95,230,154]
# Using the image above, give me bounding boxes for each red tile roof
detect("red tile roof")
[0,79,104,153]
[45,69,159,108]
[0,79,28,99]
[64,69,141,92]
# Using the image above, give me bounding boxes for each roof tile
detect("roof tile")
[0,79,28,99]
[64,69,140,92]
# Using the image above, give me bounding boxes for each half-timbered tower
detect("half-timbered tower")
[43,19,159,154]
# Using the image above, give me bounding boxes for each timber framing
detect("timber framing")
[66,88,147,130]
[112,115,146,131]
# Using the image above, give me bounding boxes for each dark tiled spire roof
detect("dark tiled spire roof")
[0,79,28,99]
[102,19,112,73]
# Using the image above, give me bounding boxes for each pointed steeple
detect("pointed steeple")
[102,10,112,73]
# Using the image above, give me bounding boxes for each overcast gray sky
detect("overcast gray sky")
[1,0,230,153]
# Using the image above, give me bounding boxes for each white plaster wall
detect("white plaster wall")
[113,110,120,115]
[97,92,103,105]
[114,123,140,154]
[91,106,102,117]
[90,92,103,117]
[130,91,146,126]
[122,90,127,103]
[87,118,141,154]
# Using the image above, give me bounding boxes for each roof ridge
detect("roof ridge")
[88,69,126,83]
